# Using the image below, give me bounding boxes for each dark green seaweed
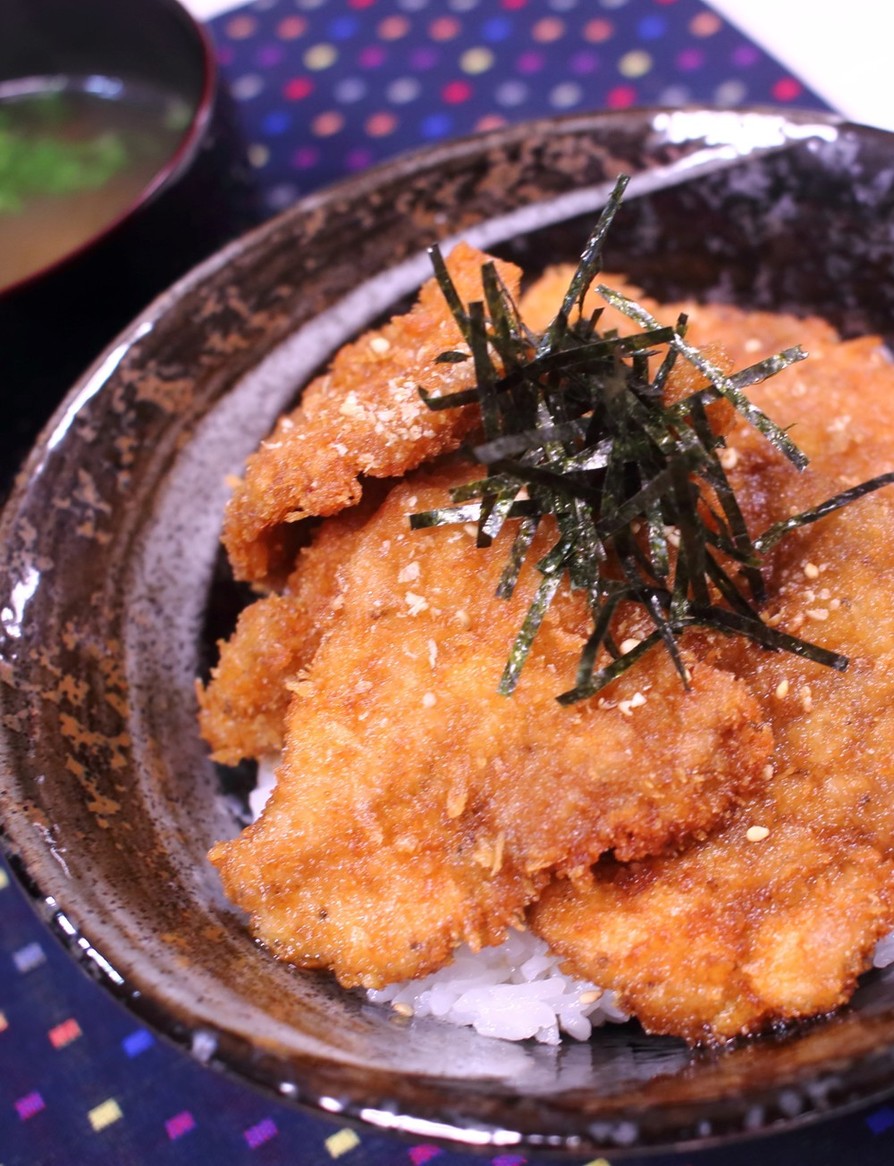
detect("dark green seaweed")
[411,177,894,701]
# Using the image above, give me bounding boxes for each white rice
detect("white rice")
[251,757,894,1043]
[248,759,278,823]
[367,931,627,1044]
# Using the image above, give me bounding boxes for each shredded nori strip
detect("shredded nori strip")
[410,175,894,701]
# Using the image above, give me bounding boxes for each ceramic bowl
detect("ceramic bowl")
[0,0,258,492]
[4,107,894,1158]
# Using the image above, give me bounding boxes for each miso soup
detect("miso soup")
[0,76,192,290]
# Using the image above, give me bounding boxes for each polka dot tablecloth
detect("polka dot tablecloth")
[209,0,831,217]
[3,2,894,1165]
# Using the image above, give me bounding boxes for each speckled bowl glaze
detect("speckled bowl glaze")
[4,107,894,1157]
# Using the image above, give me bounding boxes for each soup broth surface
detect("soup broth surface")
[0,76,192,289]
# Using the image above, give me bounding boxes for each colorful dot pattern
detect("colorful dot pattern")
[208,0,832,217]
[0,4,879,1164]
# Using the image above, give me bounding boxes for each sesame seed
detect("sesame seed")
[718,447,739,470]
[775,678,789,699]
[619,637,641,655]
[578,989,603,1005]
[369,335,390,354]
[803,561,820,579]
[454,609,471,629]
[618,694,647,716]
[746,825,770,842]
[392,1002,414,1017]
[806,608,829,621]
[422,692,436,708]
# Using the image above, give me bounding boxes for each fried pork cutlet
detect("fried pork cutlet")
[208,247,894,1038]
[222,242,522,586]
[198,497,385,765]
[209,465,773,989]
[205,264,745,768]
[531,450,894,1044]
[520,275,894,1043]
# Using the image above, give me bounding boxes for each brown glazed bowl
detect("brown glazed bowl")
[4,107,894,1157]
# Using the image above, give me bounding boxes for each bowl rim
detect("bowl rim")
[7,103,894,1157]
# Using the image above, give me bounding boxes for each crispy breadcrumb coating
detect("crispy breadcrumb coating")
[532,467,894,1042]
[210,466,772,989]
[206,253,894,1041]
[222,243,522,586]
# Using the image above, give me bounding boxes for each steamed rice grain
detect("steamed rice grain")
[367,930,627,1044]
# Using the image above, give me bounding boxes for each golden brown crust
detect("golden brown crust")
[209,466,773,989]
[531,452,894,1040]
[530,300,894,1043]
[221,242,522,586]
[207,259,894,1038]
[197,500,379,764]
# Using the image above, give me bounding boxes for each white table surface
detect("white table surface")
[183,0,894,133]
